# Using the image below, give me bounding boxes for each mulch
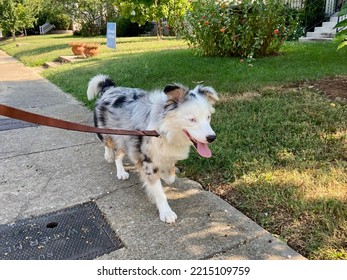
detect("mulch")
[310,76,347,101]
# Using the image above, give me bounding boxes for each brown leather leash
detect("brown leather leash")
[0,104,160,137]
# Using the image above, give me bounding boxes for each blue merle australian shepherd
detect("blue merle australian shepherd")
[87,75,219,223]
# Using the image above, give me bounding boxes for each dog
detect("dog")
[87,74,219,223]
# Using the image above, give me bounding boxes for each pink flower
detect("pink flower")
[274,29,279,35]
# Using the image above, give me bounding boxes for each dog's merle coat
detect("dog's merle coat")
[88,75,219,223]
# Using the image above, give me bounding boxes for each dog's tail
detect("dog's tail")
[87,74,116,101]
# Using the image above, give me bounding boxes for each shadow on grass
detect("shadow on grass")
[218,178,347,259]
[49,34,76,39]
[12,43,69,60]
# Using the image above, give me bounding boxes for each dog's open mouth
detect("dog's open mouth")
[183,130,212,158]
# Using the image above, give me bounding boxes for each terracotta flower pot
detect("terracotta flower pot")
[84,43,100,57]
[68,42,85,55]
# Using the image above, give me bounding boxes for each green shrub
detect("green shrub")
[37,9,70,31]
[284,5,304,41]
[304,0,326,32]
[183,0,297,57]
[48,13,71,30]
[79,23,100,36]
[334,1,347,50]
[116,17,144,37]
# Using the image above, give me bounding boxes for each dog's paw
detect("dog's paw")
[159,209,177,223]
[117,170,129,180]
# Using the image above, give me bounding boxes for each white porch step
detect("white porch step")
[299,37,334,42]
[322,21,337,28]
[329,16,339,23]
[299,14,339,42]
[305,32,334,38]
[310,26,336,35]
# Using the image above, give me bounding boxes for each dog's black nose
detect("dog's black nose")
[206,134,216,143]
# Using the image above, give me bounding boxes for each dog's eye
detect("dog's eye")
[189,117,197,123]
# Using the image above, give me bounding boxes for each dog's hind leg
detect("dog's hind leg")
[115,149,129,180]
[139,158,177,223]
[104,137,115,163]
[104,137,129,180]
[104,146,115,163]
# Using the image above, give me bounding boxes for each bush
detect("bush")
[304,0,326,32]
[116,17,144,37]
[48,13,71,30]
[36,10,71,31]
[80,22,101,37]
[183,0,297,57]
[334,1,347,50]
[284,5,305,41]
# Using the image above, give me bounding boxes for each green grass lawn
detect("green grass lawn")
[1,34,347,259]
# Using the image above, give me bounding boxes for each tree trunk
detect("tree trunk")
[12,30,16,41]
[156,21,160,40]
[156,19,163,40]
[159,19,163,39]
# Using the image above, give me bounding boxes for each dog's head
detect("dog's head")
[162,83,219,158]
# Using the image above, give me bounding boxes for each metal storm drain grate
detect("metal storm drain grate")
[0,202,123,260]
[0,118,38,131]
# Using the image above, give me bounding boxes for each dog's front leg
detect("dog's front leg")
[160,164,176,185]
[149,179,177,223]
[140,160,177,223]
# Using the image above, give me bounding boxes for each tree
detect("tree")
[115,0,189,39]
[0,0,43,41]
[166,0,190,38]
[52,0,117,36]
[37,0,71,31]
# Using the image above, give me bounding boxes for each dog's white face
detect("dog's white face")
[163,85,219,158]
[180,97,216,158]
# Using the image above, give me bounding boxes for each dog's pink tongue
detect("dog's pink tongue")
[196,142,212,158]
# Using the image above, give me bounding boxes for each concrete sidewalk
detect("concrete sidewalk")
[0,50,305,260]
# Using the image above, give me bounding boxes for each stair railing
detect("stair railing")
[39,23,55,35]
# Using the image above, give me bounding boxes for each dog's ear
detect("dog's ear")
[196,85,219,105]
[164,84,187,103]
